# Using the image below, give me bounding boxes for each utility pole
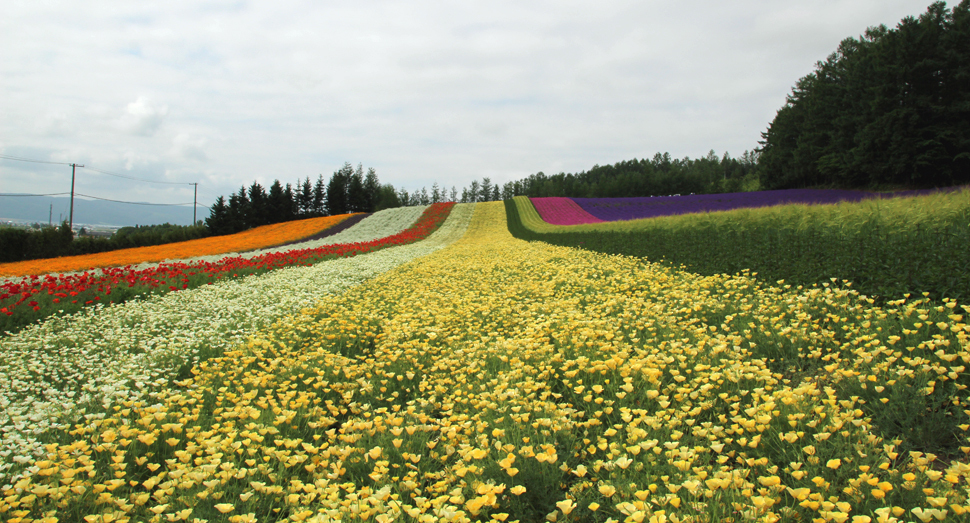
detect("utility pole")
[192,182,198,225]
[49,203,52,227]
[69,163,83,231]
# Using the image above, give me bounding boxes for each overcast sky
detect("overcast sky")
[0,0,939,215]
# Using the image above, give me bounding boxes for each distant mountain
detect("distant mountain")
[0,195,204,228]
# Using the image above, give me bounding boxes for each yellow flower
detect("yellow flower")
[214,504,234,514]
[510,486,527,496]
[758,475,781,487]
[556,499,576,515]
[826,458,842,469]
[598,484,616,497]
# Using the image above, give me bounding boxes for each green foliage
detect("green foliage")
[0,221,74,263]
[506,189,970,304]
[760,1,970,189]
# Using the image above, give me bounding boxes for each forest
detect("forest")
[758,0,969,189]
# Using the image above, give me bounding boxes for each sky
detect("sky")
[0,0,941,222]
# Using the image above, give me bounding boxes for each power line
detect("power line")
[74,193,196,207]
[0,192,72,197]
[0,191,208,209]
[0,153,72,165]
[82,166,197,186]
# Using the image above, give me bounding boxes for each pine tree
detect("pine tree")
[469,180,481,202]
[206,196,230,235]
[297,177,313,216]
[248,182,268,227]
[347,164,368,213]
[312,175,327,216]
[363,167,381,212]
[227,186,249,232]
[327,164,352,215]
[481,178,492,202]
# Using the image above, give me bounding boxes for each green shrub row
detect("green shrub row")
[505,189,970,303]
[0,222,210,264]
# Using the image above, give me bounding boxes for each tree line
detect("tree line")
[759,0,970,190]
[0,222,209,264]
[204,162,514,235]
[496,151,761,199]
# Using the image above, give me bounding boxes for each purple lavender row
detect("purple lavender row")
[571,187,957,222]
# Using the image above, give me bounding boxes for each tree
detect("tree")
[375,184,401,211]
[297,177,313,216]
[347,163,368,213]
[481,178,492,202]
[312,175,327,216]
[363,167,381,212]
[468,180,481,203]
[397,188,410,207]
[431,182,441,203]
[206,196,230,235]
[327,163,352,215]
[250,182,270,227]
[759,1,970,189]
[450,186,458,202]
[227,186,249,232]
[267,180,292,223]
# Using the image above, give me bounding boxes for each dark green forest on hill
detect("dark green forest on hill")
[758,0,970,190]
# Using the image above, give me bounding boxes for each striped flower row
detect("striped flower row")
[0,203,474,486]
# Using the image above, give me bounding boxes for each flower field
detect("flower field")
[0,203,473,489]
[529,198,603,226]
[0,205,451,335]
[0,215,356,279]
[540,188,954,223]
[3,201,969,523]
[173,206,431,265]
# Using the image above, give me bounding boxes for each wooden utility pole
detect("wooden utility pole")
[69,163,83,231]
[192,183,198,225]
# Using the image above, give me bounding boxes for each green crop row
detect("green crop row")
[506,189,970,303]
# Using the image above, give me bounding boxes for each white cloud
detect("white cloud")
[37,112,75,137]
[171,133,208,162]
[120,97,168,136]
